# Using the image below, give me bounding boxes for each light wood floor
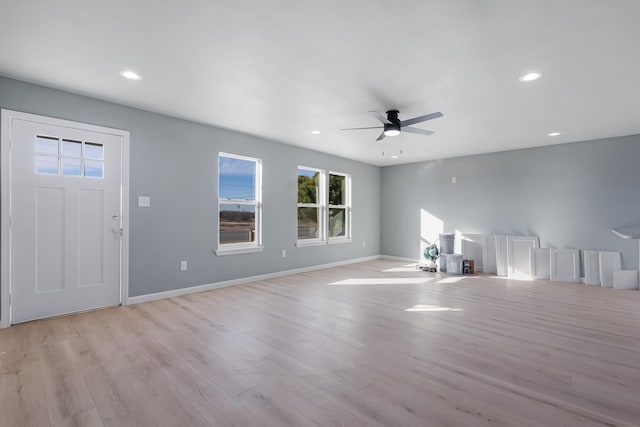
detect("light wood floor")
[2,259,640,426]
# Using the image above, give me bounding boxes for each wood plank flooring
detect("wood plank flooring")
[2,259,640,426]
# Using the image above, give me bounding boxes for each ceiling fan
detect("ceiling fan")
[341,110,443,141]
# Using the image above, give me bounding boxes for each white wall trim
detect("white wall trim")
[0,110,12,329]
[120,128,130,306]
[129,255,381,304]
[0,109,130,328]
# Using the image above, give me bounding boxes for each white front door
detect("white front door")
[6,111,127,323]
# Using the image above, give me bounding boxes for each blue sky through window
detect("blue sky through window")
[298,168,317,178]
[219,156,256,200]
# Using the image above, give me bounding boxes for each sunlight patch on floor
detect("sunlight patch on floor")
[436,276,465,284]
[329,277,433,286]
[404,304,463,312]
[382,264,419,273]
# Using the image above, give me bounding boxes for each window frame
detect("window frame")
[296,166,352,247]
[327,171,352,243]
[215,152,263,256]
[35,135,105,178]
[296,166,325,247]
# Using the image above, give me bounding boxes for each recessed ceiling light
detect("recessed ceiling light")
[519,72,543,82]
[311,130,321,135]
[391,155,399,159]
[119,70,142,81]
[547,132,561,137]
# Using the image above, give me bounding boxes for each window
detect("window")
[35,136,104,178]
[216,153,263,255]
[328,172,350,239]
[297,166,351,246]
[297,167,324,241]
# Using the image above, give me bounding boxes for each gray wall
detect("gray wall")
[381,135,640,271]
[0,77,381,298]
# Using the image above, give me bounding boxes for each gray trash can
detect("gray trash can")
[446,254,463,275]
[439,254,447,272]
[439,233,455,254]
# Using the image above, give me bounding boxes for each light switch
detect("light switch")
[451,177,457,184]
[180,261,187,271]
[138,196,151,207]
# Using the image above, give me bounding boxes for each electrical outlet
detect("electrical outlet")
[451,176,457,184]
[180,261,187,271]
[281,250,287,258]
[138,196,151,207]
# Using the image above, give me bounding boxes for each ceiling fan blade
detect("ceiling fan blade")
[402,127,434,136]
[341,126,383,131]
[376,132,386,141]
[369,111,392,125]
[400,112,443,127]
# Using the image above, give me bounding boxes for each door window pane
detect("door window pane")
[298,207,320,239]
[62,158,82,176]
[219,203,256,244]
[36,136,59,155]
[36,156,59,174]
[84,160,104,178]
[62,139,82,157]
[84,142,104,159]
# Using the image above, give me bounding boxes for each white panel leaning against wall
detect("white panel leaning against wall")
[421,233,638,291]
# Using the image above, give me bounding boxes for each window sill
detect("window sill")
[296,240,328,248]
[328,238,353,245]
[215,246,264,256]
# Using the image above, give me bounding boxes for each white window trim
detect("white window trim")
[215,245,265,256]
[295,240,328,248]
[296,166,325,245]
[217,152,262,255]
[328,171,351,241]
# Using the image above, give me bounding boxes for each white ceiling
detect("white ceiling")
[2,1,640,166]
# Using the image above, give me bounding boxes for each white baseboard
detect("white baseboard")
[380,255,420,263]
[128,255,382,305]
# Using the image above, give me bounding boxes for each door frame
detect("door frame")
[0,109,130,328]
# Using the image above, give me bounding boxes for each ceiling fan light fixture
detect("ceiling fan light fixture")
[519,72,543,82]
[119,70,142,80]
[383,129,401,137]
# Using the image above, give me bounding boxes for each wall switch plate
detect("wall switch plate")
[180,261,187,271]
[281,250,286,258]
[362,241,366,248]
[138,196,151,207]
[451,177,457,184]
